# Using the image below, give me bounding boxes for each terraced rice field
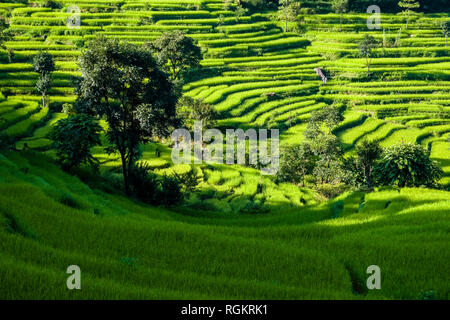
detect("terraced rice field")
[0,0,449,301]
[0,2,449,211]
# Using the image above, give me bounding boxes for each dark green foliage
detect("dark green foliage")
[62,103,76,116]
[150,31,202,81]
[173,169,202,193]
[315,183,348,199]
[331,200,344,218]
[347,0,444,13]
[50,114,102,171]
[0,17,11,49]
[234,4,248,23]
[57,192,81,209]
[356,140,383,188]
[242,0,278,12]
[277,0,301,32]
[442,21,450,47]
[78,36,179,193]
[32,52,55,75]
[42,0,62,9]
[277,143,316,186]
[374,143,443,188]
[305,105,345,137]
[7,48,14,63]
[158,175,183,206]
[177,96,218,130]
[129,162,159,204]
[0,133,14,151]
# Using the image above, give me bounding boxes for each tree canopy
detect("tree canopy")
[374,142,443,188]
[33,52,55,107]
[149,31,202,82]
[277,0,301,32]
[78,36,179,193]
[50,114,102,171]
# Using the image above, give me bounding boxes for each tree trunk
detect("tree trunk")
[121,152,130,195]
[365,167,372,189]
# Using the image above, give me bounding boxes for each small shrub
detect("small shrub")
[316,183,348,199]
[173,168,202,193]
[57,192,81,209]
[158,175,183,206]
[331,200,344,218]
[42,0,62,9]
[129,163,159,204]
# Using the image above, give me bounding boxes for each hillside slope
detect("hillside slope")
[0,150,449,299]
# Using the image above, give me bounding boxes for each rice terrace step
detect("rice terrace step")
[0,0,449,308]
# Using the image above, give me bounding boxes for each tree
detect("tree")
[358,34,378,76]
[277,0,301,33]
[78,36,179,193]
[176,96,218,130]
[50,114,102,171]
[374,143,443,188]
[398,0,420,29]
[0,17,12,49]
[311,134,343,174]
[331,0,348,32]
[355,139,382,188]
[33,52,55,107]
[234,4,247,22]
[173,168,202,193]
[304,105,344,138]
[150,31,202,81]
[442,20,450,47]
[277,143,316,186]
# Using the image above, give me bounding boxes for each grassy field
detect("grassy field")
[0,150,449,299]
[0,0,449,299]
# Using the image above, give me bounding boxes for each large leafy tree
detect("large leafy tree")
[277,0,301,33]
[374,143,443,188]
[77,36,179,193]
[176,96,218,130]
[358,34,378,76]
[33,52,55,107]
[398,0,420,29]
[442,20,450,47]
[50,114,102,171]
[277,143,316,186]
[149,31,202,81]
[331,0,348,32]
[356,139,382,188]
[304,105,344,138]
